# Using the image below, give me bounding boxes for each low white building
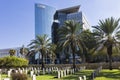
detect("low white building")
[0,47,23,58]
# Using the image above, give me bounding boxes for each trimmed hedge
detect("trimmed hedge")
[0,56,28,68]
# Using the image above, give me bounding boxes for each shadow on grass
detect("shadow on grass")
[96,69,120,79]
[37,69,120,80]
[58,70,93,80]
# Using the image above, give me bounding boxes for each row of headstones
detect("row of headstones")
[57,66,86,79]
[6,67,68,79]
[2,66,85,80]
[57,69,75,78]
[7,69,36,80]
[30,67,60,76]
[90,66,102,80]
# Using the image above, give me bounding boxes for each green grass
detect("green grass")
[2,69,120,80]
[36,69,120,80]
[95,69,120,80]
[1,74,8,78]
[36,70,93,80]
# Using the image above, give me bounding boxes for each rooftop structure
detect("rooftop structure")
[57,5,80,14]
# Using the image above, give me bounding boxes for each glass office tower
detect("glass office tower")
[52,5,90,44]
[35,3,56,38]
[35,4,56,64]
[52,5,91,63]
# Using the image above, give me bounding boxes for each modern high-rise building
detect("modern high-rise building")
[52,5,90,44]
[52,5,91,63]
[35,3,56,38]
[34,4,91,64]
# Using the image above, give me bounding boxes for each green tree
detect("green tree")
[58,20,84,70]
[81,30,97,62]
[49,44,57,64]
[9,49,16,56]
[20,45,29,58]
[93,17,120,70]
[28,34,51,70]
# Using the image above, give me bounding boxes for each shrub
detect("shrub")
[11,73,28,80]
[0,56,28,68]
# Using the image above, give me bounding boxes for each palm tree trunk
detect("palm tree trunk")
[107,45,112,70]
[38,52,40,64]
[71,42,76,71]
[82,48,87,63]
[41,51,45,70]
[82,54,86,63]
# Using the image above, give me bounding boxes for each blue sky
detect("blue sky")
[0,0,120,49]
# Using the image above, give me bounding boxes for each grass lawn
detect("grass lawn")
[95,69,120,80]
[2,69,120,80]
[36,69,120,80]
[36,70,93,80]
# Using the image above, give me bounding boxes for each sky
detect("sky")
[0,0,120,49]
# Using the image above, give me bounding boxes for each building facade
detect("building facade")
[0,47,22,58]
[35,3,56,38]
[52,5,90,43]
[52,5,91,63]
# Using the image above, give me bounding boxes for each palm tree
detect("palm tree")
[20,45,29,58]
[9,49,16,56]
[81,30,97,62]
[93,17,120,70]
[49,44,57,64]
[58,20,84,71]
[28,34,51,70]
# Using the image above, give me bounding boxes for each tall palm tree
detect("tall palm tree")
[58,20,84,70]
[28,34,51,70]
[93,17,120,70]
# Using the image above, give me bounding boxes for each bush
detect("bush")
[0,56,28,68]
[11,73,28,80]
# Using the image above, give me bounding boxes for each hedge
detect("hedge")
[0,56,28,68]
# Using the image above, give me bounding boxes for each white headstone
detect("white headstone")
[73,69,75,74]
[46,68,48,73]
[63,70,66,76]
[3,78,10,80]
[31,67,33,71]
[83,75,86,80]
[70,69,73,74]
[30,71,34,77]
[49,68,51,72]
[67,69,69,75]
[32,75,36,80]
[8,71,11,77]
[34,68,36,71]
[79,77,83,80]
[25,69,28,74]
[15,70,18,73]
[37,70,40,75]
[61,71,63,77]
[22,68,25,71]
[20,70,23,74]
[57,71,60,78]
